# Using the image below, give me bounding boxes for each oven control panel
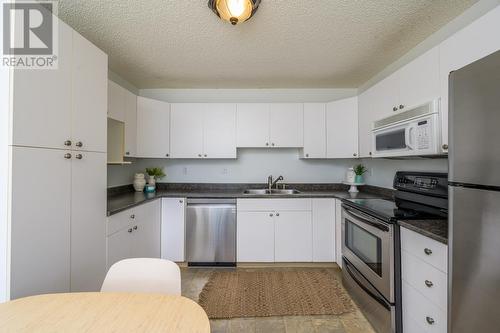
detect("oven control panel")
[394,172,448,197]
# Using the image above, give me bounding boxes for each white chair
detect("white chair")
[101,258,181,295]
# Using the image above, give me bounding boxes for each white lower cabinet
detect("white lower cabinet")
[237,211,275,262]
[274,211,312,262]
[106,200,161,269]
[237,199,334,263]
[401,227,448,333]
[161,198,186,262]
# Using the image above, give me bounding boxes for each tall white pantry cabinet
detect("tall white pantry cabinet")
[1,18,108,300]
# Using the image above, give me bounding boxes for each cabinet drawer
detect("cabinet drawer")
[401,227,447,273]
[237,198,312,211]
[107,209,135,236]
[403,281,447,333]
[402,250,447,310]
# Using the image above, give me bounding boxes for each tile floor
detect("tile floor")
[181,267,375,333]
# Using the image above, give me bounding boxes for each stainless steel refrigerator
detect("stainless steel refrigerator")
[448,49,500,332]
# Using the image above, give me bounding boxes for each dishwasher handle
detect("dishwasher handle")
[186,198,236,205]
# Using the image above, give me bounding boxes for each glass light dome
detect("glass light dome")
[208,0,261,25]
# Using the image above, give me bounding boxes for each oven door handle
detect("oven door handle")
[344,259,390,311]
[343,206,390,232]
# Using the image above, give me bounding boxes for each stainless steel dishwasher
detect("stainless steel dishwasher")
[186,198,236,266]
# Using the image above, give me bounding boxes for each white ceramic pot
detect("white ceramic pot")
[133,173,146,192]
[346,167,356,183]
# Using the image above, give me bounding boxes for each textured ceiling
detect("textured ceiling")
[58,0,477,89]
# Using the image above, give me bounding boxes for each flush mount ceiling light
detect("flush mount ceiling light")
[208,0,261,25]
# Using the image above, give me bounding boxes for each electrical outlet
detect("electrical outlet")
[222,168,228,175]
[182,167,188,175]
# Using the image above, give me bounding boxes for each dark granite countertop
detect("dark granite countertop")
[398,219,448,244]
[107,183,393,216]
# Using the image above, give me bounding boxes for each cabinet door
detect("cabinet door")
[269,103,303,147]
[70,151,106,292]
[237,211,274,262]
[72,32,108,153]
[370,72,399,118]
[10,147,71,298]
[398,46,440,110]
[203,104,237,158]
[312,199,335,262]
[161,198,186,262]
[326,97,358,158]
[302,103,326,158]
[358,89,374,158]
[236,103,270,147]
[439,7,500,152]
[274,211,312,262]
[124,91,137,157]
[107,227,133,270]
[133,200,161,258]
[11,20,72,149]
[136,97,170,158]
[108,80,125,122]
[170,104,204,158]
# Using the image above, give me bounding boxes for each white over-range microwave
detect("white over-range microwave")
[372,99,442,157]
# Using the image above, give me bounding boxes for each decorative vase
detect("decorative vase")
[346,167,356,183]
[355,175,364,183]
[148,175,156,186]
[133,173,146,192]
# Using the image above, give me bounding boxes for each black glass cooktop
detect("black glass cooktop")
[343,198,447,223]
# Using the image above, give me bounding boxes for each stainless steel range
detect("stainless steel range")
[341,172,448,333]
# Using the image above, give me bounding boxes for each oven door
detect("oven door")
[342,205,394,302]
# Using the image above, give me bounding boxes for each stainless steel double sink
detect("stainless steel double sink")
[243,189,301,195]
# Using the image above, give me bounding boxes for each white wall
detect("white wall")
[108,148,448,189]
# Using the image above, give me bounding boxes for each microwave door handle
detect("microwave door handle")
[405,126,416,150]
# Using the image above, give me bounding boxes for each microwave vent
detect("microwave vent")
[373,101,439,129]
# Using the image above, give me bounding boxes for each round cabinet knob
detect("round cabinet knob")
[75,141,83,147]
[442,144,448,150]
[269,213,274,217]
[399,104,404,110]
[276,213,280,217]
[369,152,372,156]
[353,153,357,157]
[133,225,138,230]
[125,152,130,155]
[64,140,72,146]
[305,154,309,158]
[424,248,433,255]
[166,153,170,157]
[179,200,183,203]
[128,228,133,233]
[265,142,269,146]
[204,154,207,157]
[198,154,202,157]
[75,154,83,160]
[393,106,398,112]
[426,317,435,325]
[130,214,135,219]
[271,143,275,147]
[64,153,72,159]
[425,280,434,288]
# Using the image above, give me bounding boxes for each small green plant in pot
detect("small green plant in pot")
[353,164,367,183]
[145,167,166,187]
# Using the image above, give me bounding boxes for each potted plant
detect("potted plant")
[145,167,166,187]
[353,164,367,183]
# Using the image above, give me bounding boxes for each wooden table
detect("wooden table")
[0,292,211,333]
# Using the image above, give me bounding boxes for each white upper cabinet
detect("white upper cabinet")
[11,20,73,150]
[439,6,500,152]
[269,103,304,147]
[170,104,204,158]
[236,103,303,148]
[398,46,440,110]
[236,103,270,147]
[203,104,237,158]
[370,72,400,118]
[107,80,125,122]
[170,103,237,158]
[301,103,326,158]
[136,97,170,158]
[357,89,374,158]
[123,90,137,157]
[72,32,108,153]
[326,97,358,158]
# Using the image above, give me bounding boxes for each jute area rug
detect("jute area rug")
[198,270,355,319]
